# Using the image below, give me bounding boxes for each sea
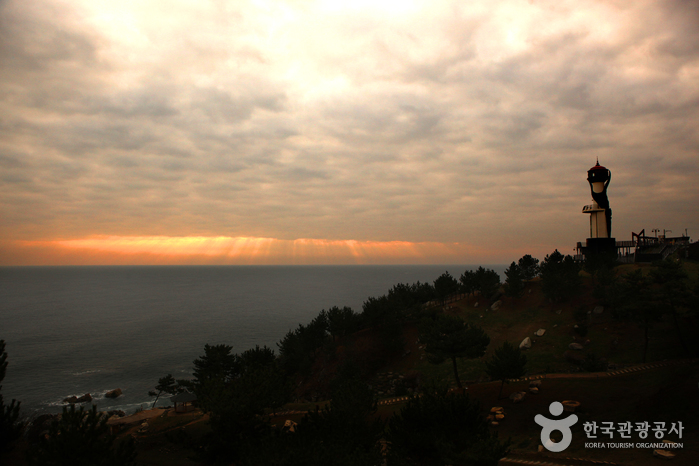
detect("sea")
[0,265,506,419]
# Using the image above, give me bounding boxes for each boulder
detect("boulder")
[107,410,126,418]
[491,300,502,311]
[593,305,604,314]
[76,393,92,403]
[105,388,122,399]
[535,328,546,337]
[474,302,479,308]
[63,396,78,404]
[569,342,584,350]
[519,337,532,350]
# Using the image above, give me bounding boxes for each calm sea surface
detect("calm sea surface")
[0,265,505,418]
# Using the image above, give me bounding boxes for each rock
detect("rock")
[561,400,580,412]
[569,342,584,350]
[495,414,505,420]
[509,391,526,403]
[564,350,585,365]
[529,387,539,394]
[653,449,675,459]
[535,329,546,337]
[491,421,499,426]
[63,396,78,404]
[107,410,126,418]
[553,324,558,328]
[105,388,122,399]
[474,302,479,308]
[76,393,92,403]
[491,300,502,311]
[519,337,532,350]
[538,445,544,453]
[593,305,604,314]
[555,309,562,315]
[490,407,504,413]
[529,380,542,388]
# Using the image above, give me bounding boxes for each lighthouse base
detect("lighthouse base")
[585,238,617,257]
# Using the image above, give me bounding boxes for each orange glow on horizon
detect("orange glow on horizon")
[0,235,501,265]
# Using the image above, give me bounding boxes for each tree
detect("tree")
[148,374,185,408]
[193,344,240,385]
[421,316,490,389]
[459,270,477,297]
[651,259,692,356]
[517,254,540,280]
[326,306,360,341]
[434,271,460,306]
[27,405,136,466]
[386,384,510,466]
[474,267,501,299]
[503,262,525,298]
[616,270,662,363]
[540,250,581,302]
[485,341,527,399]
[0,340,22,454]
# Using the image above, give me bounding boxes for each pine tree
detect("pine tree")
[485,341,527,399]
[28,405,136,466]
[421,316,490,389]
[0,340,22,454]
[503,262,525,298]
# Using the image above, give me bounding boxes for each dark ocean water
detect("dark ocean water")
[0,265,505,418]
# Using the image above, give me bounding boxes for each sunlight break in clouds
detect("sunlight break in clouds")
[4,236,487,265]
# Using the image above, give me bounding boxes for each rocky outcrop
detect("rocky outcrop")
[105,388,123,399]
[63,393,91,403]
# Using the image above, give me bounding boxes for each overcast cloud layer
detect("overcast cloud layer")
[1,0,698,264]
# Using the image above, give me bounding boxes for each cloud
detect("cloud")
[1,0,698,264]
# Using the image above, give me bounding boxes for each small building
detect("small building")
[170,392,197,413]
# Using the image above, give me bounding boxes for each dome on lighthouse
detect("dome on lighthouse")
[587,159,610,183]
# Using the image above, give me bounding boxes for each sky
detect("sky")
[1,0,697,265]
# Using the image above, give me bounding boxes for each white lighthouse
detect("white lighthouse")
[582,161,616,256]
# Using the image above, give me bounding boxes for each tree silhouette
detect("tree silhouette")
[503,262,525,298]
[148,374,185,408]
[434,271,460,306]
[421,316,490,389]
[28,405,136,466]
[485,341,527,399]
[386,384,510,465]
[517,254,540,280]
[540,250,581,302]
[0,340,22,454]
